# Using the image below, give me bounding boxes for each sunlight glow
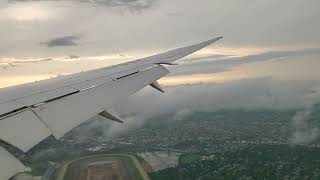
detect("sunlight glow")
[160,70,249,87]
[3,4,56,21]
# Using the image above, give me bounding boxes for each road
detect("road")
[42,163,60,180]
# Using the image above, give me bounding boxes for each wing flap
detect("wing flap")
[0,109,51,152]
[33,65,169,139]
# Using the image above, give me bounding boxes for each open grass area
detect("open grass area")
[178,153,202,165]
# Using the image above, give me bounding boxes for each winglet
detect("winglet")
[149,81,165,93]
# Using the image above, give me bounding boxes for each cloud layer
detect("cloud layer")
[42,35,81,47]
[66,75,320,142]
[9,0,157,10]
[1,0,320,58]
[290,105,320,145]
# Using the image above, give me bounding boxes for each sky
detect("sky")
[1,0,320,144]
[0,0,319,85]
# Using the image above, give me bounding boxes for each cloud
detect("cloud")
[0,58,53,72]
[1,2,58,21]
[169,48,320,76]
[42,35,81,47]
[2,0,320,58]
[8,0,156,10]
[89,0,156,10]
[173,108,193,121]
[120,78,319,116]
[289,106,320,145]
[12,58,53,64]
[65,76,320,142]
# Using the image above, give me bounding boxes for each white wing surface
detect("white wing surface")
[0,37,222,179]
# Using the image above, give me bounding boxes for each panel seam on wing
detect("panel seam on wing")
[30,109,52,132]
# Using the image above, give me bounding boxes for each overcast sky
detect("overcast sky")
[1,0,320,57]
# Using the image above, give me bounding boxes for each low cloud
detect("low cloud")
[170,48,320,76]
[290,106,320,145]
[42,35,81,47]
[118,78,320,117]
[9,0,156,10]
[0,58,53,71]
[88,0,156,10]
[66,77,320,142]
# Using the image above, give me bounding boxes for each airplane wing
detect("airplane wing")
[0,37,222,179]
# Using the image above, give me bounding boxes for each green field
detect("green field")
[178,153,202,165]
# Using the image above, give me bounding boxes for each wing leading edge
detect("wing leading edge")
[0,37,222,179]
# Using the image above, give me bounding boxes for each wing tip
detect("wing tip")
[209,36,223,43]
